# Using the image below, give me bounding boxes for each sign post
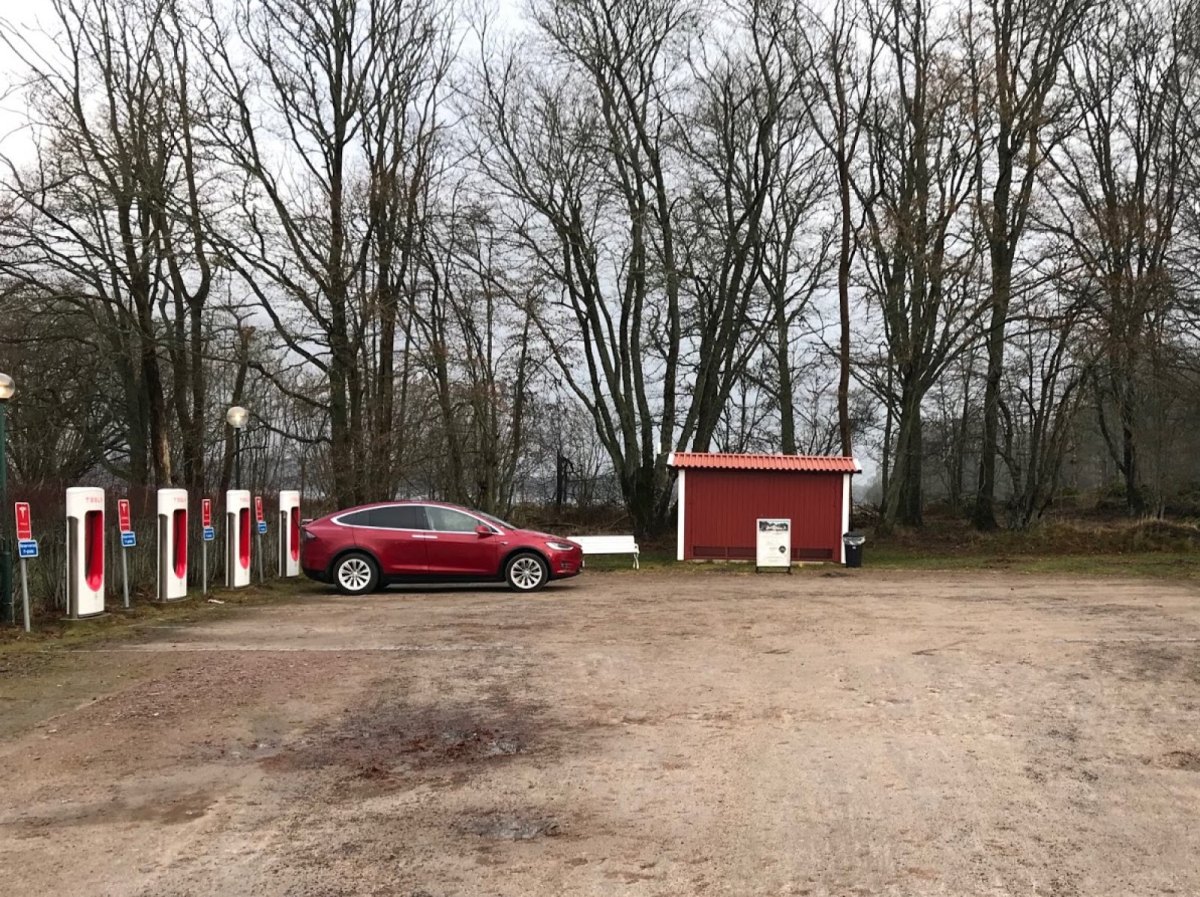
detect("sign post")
[755,518,792,574]
[117,498,134,609]
[14,502,35,632]
[254,496,266,584]
[201,498,213,596]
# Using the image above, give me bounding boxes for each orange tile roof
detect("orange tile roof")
[667,452,861,473]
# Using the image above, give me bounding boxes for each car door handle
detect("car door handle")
[412,534,438,540]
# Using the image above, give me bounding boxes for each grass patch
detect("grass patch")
[0,578,316,655]
[866,547,1200,579]
[869,517,1200,556]
[585,542,1200,581]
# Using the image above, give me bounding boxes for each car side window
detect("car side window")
[370,505,428,530]
[426,507,482,533]
[338,510,374,527]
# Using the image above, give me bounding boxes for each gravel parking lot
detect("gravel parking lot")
[3,569,1200,896]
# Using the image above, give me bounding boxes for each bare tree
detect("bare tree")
[676,0,820,452]
[996,268,1087,526]
[411,193,543,515]
[471,0,696,535]
[967,0,1093,529]
[1044,0,1198,514]
[856,0,985,528]
[0,282,122,483]
[199,0,449,506]
[0,0,219,487]
[793,0,879,458]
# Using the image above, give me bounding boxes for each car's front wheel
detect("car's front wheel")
[333,552,380,595]
[505,552,549,592]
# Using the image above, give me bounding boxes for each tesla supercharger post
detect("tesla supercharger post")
[117,498,135,608]
[65,486,105,618]
[225,490,251,589]
[278,490,300,577]
[157,488,189,602]
[201,499,214,595]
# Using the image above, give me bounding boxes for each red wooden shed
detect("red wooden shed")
[668,452,862,564]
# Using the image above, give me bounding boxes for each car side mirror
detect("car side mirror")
[475,524,493,537]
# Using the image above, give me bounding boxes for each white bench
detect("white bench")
[570,535,640,569]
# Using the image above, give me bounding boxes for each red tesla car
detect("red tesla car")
[300,501,584,594]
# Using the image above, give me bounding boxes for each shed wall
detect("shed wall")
[683,469,844,561]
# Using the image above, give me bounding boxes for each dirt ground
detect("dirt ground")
[3,569,1200,897]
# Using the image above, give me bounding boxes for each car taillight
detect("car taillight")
[301,527,317,543]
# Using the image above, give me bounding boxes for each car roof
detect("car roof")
[328,500,501,521]
[340,499,473,512]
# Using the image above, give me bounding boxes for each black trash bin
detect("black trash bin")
[843,531,866,568]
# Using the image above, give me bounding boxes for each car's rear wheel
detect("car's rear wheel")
[505,552,548,592]
[333,552,379,595]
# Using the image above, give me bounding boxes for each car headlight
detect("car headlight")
[545,540,576,552]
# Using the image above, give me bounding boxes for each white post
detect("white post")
[155,515,161,603]
[20,556,30,632]
[841,473,851,565]
[676,469,686,562]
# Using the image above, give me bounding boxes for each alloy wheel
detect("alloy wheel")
[338,557,373,592]
[509,556,544,590]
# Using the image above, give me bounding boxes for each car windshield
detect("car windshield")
[475,511,516,531]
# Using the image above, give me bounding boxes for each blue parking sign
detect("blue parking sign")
[203,526,215,542]
[257,521,268,535]
[121,531,137,548]
[18,540,38,559]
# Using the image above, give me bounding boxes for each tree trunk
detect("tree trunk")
[974,240,1011,531]
[775,294,797,455]
[883,381,924,528]
[218,333,252,497]
[837,155,854,458]
[142,330,172,488]
[1121,420,1144,515]
[898,400,923,527]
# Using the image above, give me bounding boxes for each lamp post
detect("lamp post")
[0,373,14,625]
[226,405,249,490]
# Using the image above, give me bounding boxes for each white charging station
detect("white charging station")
[225,489,252,588]
[279,490,301,577]
[65,486,106,617]
[157,488,189,601]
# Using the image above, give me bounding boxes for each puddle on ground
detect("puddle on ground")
[261,697,546,782]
